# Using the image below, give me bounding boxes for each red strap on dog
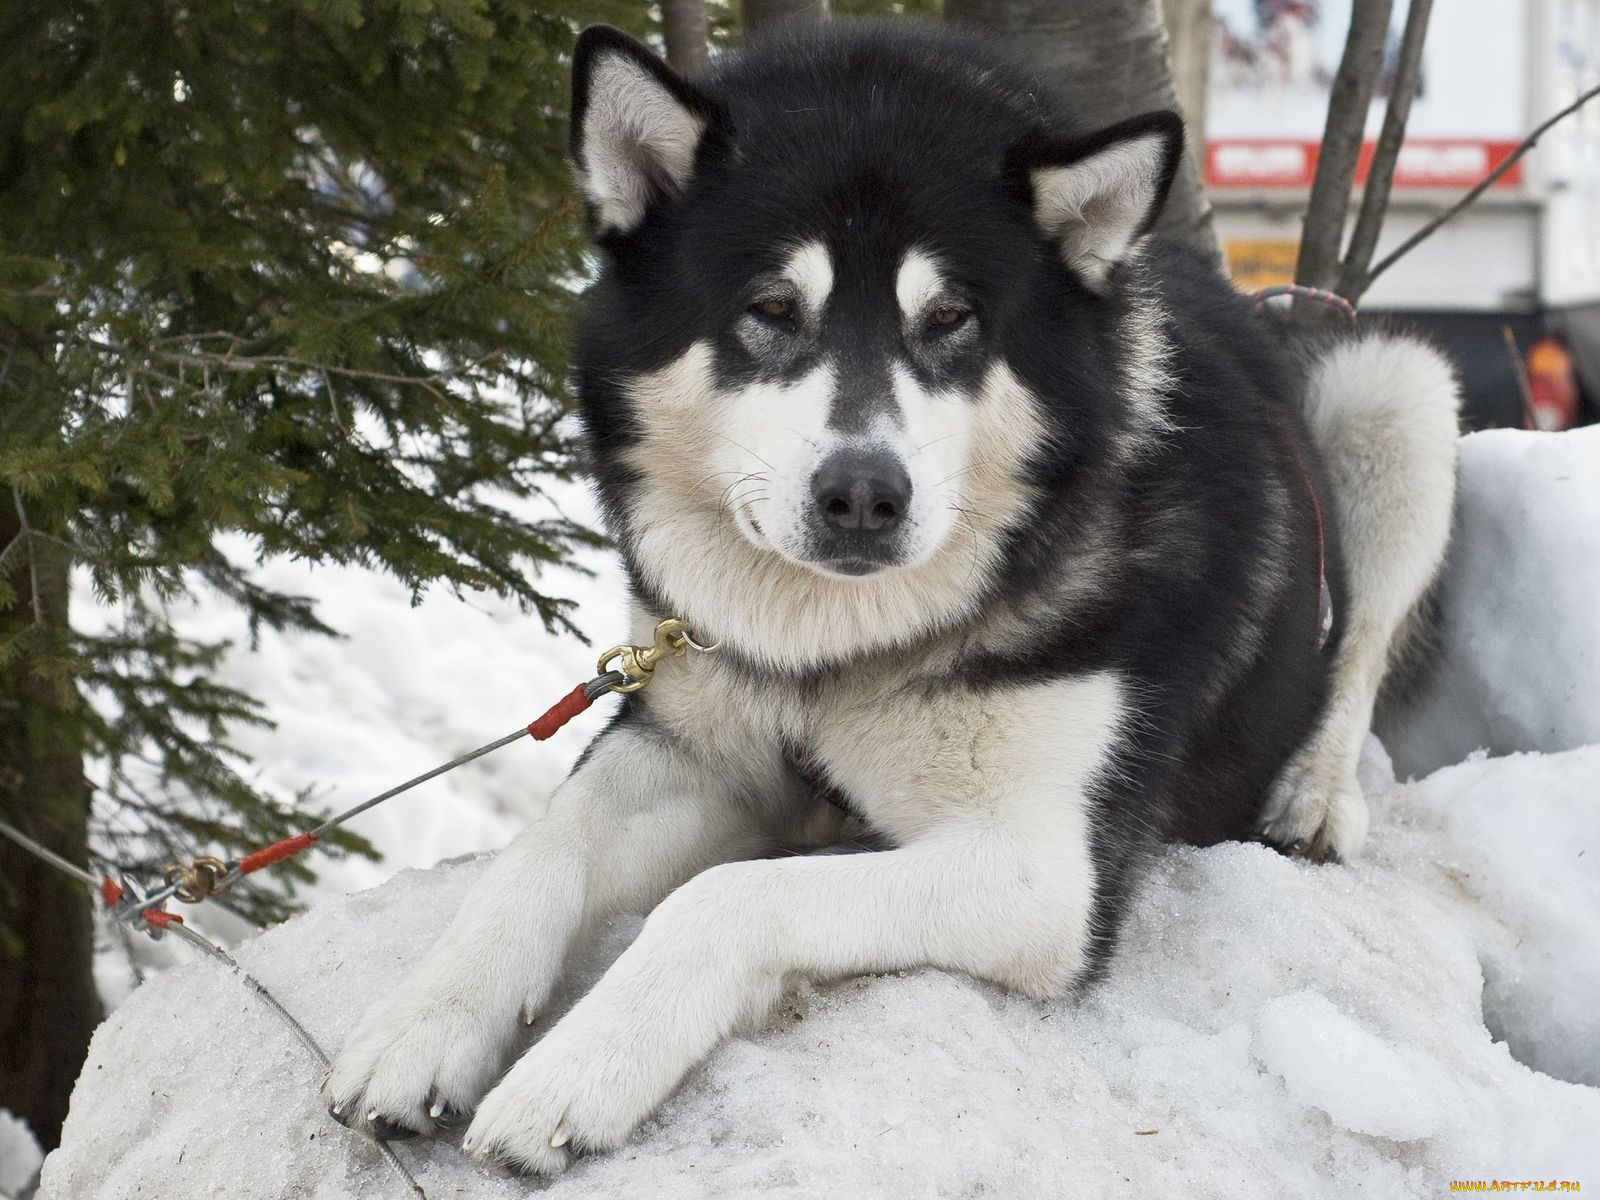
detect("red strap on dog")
[1283,436,1334,648]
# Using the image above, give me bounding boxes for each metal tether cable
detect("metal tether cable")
[164,922,426,1198]
[0,619,715,1196]
[0,815,427,1199]
[0,818,103,889]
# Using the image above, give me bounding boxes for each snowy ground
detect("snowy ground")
[36,740,1600,1198]
[28,429,1600,1197]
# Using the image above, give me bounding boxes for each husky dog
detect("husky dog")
[324,23,1460,1173]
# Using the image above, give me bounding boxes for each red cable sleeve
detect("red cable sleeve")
[100,877,125,907]
[527,684,593,741]
[144,909,184,930]
[239,831,319,875]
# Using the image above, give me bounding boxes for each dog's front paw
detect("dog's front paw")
[1257,757,1370,863]
[323,979,521,1141]
[462,991,711,1175]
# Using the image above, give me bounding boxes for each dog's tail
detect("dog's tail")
[1300,329,1463,718]
[1254,329,1462,859]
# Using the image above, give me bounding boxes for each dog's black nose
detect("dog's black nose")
[811,452,911,533]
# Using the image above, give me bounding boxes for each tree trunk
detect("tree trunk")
[1292,0,1392,315]
[663,0,711,77]
[1160,0,1213,182]
[742,0,827,40]
[1335,0,1432,305]
[946,0,1222,269]
[0,507,99,1152]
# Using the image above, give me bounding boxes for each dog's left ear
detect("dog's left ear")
[570,26,718,239]
[1010,112,1184,292]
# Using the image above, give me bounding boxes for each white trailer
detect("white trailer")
[1206,0,1600,427]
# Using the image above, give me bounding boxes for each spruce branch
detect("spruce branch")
[10,486,44,625]
[0,0,649,968]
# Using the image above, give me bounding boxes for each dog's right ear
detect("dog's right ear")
[1008,112,1183,293]
[570,26,716,239]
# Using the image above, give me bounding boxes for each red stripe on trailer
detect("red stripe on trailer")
[1206,139,1525,190]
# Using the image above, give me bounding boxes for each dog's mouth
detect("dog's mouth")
[739,504,903,579]
[819,557,889,577]
[802,545,905,580]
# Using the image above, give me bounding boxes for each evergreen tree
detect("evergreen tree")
[0,0,642,1148]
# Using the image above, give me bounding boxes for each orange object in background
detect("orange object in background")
[1524,338,1579,431]
[1224,239,1299,292]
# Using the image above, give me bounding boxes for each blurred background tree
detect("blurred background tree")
[945,0,1221,265]
[732,0,1216,259]
[0,0,643,1149]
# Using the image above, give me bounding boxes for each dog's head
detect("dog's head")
[568,24,1181,667]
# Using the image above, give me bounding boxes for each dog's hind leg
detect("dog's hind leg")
[1257,333,1460,861]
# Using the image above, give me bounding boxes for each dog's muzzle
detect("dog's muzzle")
[807,448,912,575]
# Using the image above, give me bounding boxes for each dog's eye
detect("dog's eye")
[750,297,796,324]
[927,306,971,332]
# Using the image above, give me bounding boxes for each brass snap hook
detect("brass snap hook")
[596,618,695,694]
[164,855,229,904]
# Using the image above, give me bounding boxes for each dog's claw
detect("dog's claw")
[429,1100,445,1120]
[550,1119,573,1149]
[328,1104,351,1128]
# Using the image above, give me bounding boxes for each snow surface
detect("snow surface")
[39,429,1600,1195]
[0,1109,42,1199]
[38,739,1600,1198]
[1380,427,1600,779]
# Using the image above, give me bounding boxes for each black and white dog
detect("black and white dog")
[325,23,1460,1173]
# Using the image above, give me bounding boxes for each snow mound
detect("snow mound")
[1381,427,1600,778]
[1252,990,1444,1142]
[41,740,1600,1199]
[1392,749,1600,1087]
